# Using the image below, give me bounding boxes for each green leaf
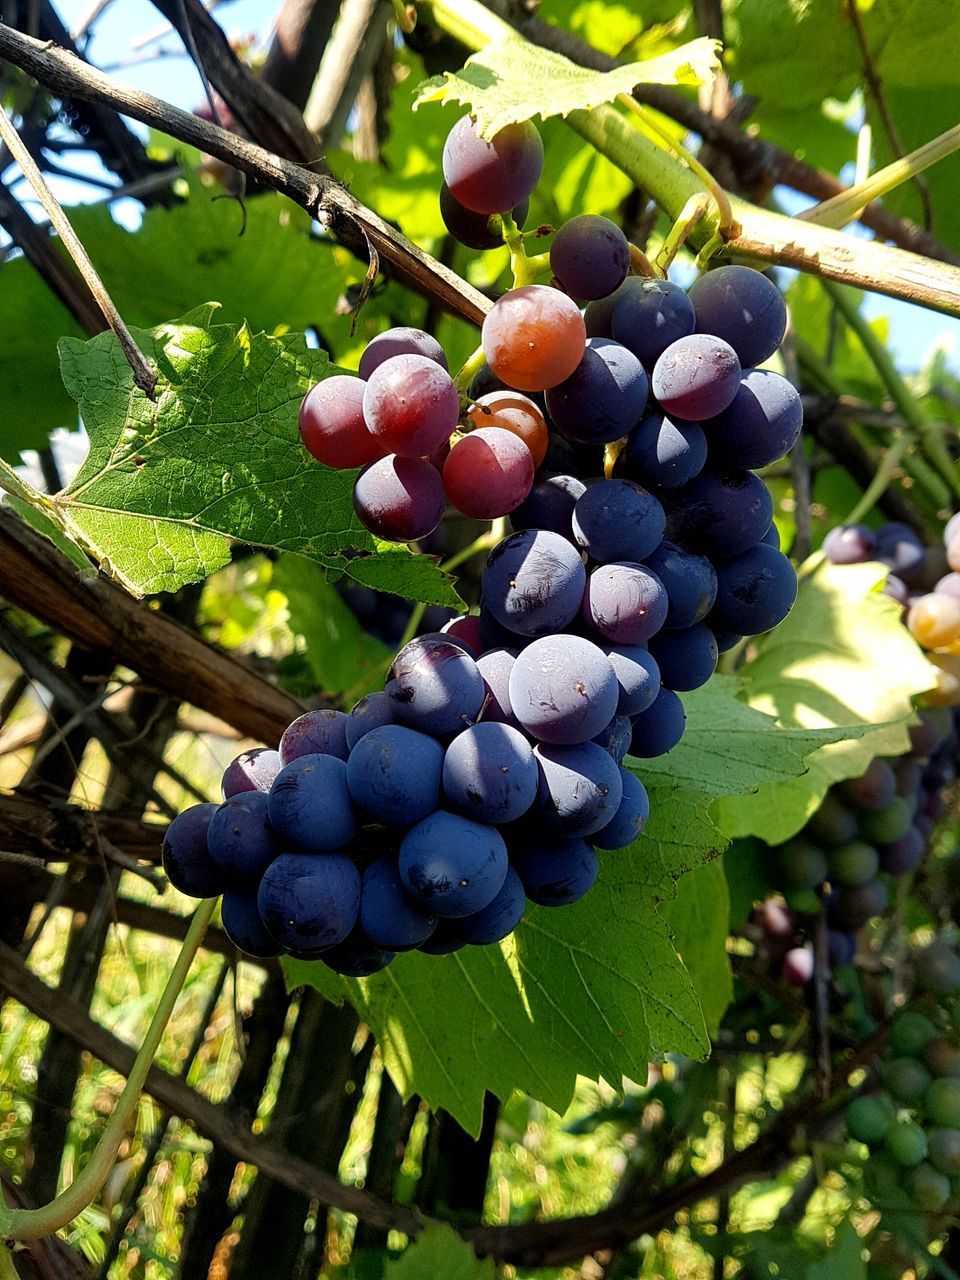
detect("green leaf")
[1,497,94,576]
[714,561,937,845]
[384,1225,493,1280]
[805,1219,866,1280]
[53,309,462,606]
[659,859,732,1036]
[413,35,720,138]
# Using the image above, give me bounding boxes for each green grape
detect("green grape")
[806,792,858,846]
[827,840,880,887]
[846,1094,896,1145]
[783,887,822,916]
[925,1078,960,1128]
[927,1128,960,1175]
[916,942,960,996]
[857,796,914,844]
[885,1121,928,1167]
[925,1037,960,1079]
[889,1011,938,1057]
[882,1057,932,1104]
[909,1161,951,1210]
[777,839,828,892]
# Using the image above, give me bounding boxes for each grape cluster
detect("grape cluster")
[846,936,960,1215]
[825,517,960,707]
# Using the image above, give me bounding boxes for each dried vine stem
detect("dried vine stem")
[0,23,490,328]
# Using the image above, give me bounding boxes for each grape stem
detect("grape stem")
[656,193,710,274]
[395,518,506,650]
[454,344,488,399]
[0,1244,19,1280]
[500,211,550,288]
[628,244,657,278]
[839,431,913,529]
[0,898,216,1242]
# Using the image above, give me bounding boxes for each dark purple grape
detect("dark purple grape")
[442,115,543,215]
[571,479,665,564]
[664,470,773,559]
[545,339,649,445]
[267,754,357,852]
[822,524,876,565]
[878,826,925,875]
[510,473,587,538]
[439,181,528,249]
[651,335,741,421]
[644,542,718,629]
[583,278,633,339]
[512,834,598,906]
[207,792,277,884]
[346,724,444,826]
[221,889,282,958]
[481,529,587,637]
[582,562,669,645]
[688,265,787,366]
[591,768,650,849]
[535,741,624,837]
[509,634,619,745]
[827,879,888,930]
[358,327,448,380]
[874,522,926,577]
[222,748,282,799]
[611,276,695,368]
[839,759,897,811]
[458,866,526,944]
[629,687,686,757]
[601,644,661,715]
[258,852,361,952]
[162,804,225,898]
[476,647,521,727]
[709,544,798,636]
[280,710,349,765]
[362,355,459,459]
[706,369,803,470]
[592,713,633,763]
[806,793,858,846]
[399,810,508,917]
[712,628,743,653]
[385,635,486,737]
[359,855,437,951]
[618,412,707,491]
[649,624,718,691]
[345,691,394,750]
[762,523,781,549]
[827,930,856,968]
[353,454,446,543]
[319,933,396,976]
[550,214,630,302]
[442,722,539,823]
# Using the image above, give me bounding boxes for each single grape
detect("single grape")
[582,562,669,645]
[826,880,888,930]
[509,634,619,745]
[611,276,696,369]
[299,375,383,469]
[857,796,914,845]
[207,792,277,884]
[776,838,828,892]
[571,479,666,564]
[908,593,960,649]
[644,542,718,630]
[762,523,781,550]
[442,722,539,823]
[481,528,587,637]
[885,1121,928,1168]
[258,852,361,952]
[709,544,798,636]
[617,412,707,491]
[628,687,686,757]
[319,933,396,976]
[806,793,858,846]
[361,354,459,459]
[592,713,633,763]
[664,470,773,559]
[782,945,814,986]
[827,929,856,968]
[358,327,448,379]
[511,834,599,906]
[651,335,741,421]
[948,533,960,573]
[545,338,648,445]
[353,454,446,543]
[648,624,718,691]
[883,574,910,608]
[511,473,587,538]
[591,768,650,849]
[602,644,661,715]
[909,1163,951,1211]
[467,391,549,467]
[535,740,624,837]
[889,1011,938,1057]
[822,523,876,565]
[346,724,444,826]
[439,181,528,249]
[839,759,897,811]
[443,428,535,519]
[915,941,960,995]
[476,647,521,727]
[927,1128,960,1176]
[688,265,787,367]
[162,804,225,898]
[925,1079,960,1128]
[706,369,803,470]
[345,691,394,750]
[359,855,437,951]
[280,709,349,765]
[458,866,526,944]
[442,115,543,215]
[385,635,486,737]
[935,572,960,601]
[267,754,357,853]
[827,840,879,887]
[846,1095,895,1146]
[440,615,482,655]
[583,278,633,339]
[482,285,586,392]
[221,889,282,959]
[399,810,508,917]
[926,1039,960,1079]
[756,898,794,938]
[549,214,630,302]
[874,522,926,578]
[222,748,282,799]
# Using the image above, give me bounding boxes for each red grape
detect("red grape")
[443,428,535,519]
[353,454,446,542]
[299,375,383,469]
[362,354,460,458]
[442,115,543,215]
[466,391,549,466]
[482,286,586,392]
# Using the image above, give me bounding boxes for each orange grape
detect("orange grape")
[926,652,960,707]
[907,593,960,650]
[466,391,550,467]
[481,285,586,392]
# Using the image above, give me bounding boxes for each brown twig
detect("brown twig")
[0,107,157,396]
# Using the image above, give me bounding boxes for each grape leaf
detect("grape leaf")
[805,1220,867,1280]
[284,677,841,1135]
[659,859,732,1036]
[413,35,720,138]
[384,1225,494,1280]
[713,561,937,845]
[52,308,462,606]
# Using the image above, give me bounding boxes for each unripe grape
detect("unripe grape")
[910,1162,951,1210]
[925,1077,960,1128]
[908,593,960,649]
[885,1120,928,1167]
[881,1056,931,1104]
[846,1094,895,1145]
[889,1011,938,1057]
